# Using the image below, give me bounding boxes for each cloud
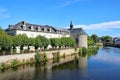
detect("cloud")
[0,7,10,19]
[57,0,87,8]
[74,21,120,30]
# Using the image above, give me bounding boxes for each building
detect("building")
[6,21,88,48]
[6,21,70,38]
[69,21,88,48]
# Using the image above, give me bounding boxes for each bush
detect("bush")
[43,54,48,65]
[11,59,19,68]
[82,47,87,55]
[0,63,10,71]
[34,51,41,63]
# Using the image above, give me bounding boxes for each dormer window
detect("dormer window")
[28,26,31,30]
[42,28,44,31]
[35,27,38,31]
[20,26,23,29]
[47,29,50,32]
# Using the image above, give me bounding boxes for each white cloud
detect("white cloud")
[0,7,10,19]
[74,21,120,30]
[58,0,87,8]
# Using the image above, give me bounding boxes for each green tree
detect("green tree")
[101,35,112,42]
[88,36,94,46]
[28,38,35,52]
[34,36,42,50]
[65,37,75,47]
[0,35,13,54]
[90,34,98,43]
[0,28,7,35]
[50,38,61,48]
[12,34,29,53]
[37,35,50,49]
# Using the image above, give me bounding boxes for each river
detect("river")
[0,47,120,80]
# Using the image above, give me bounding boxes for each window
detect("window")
[28,26,31,30]
[47,29,50,32]
[42,28,44,31]
[35,27,38,31]
[20,26,23,29]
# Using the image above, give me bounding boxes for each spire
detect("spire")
[70,21,73,30]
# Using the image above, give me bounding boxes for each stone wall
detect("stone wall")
[0,48,75,64]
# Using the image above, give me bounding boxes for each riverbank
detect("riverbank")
[0,48,76,70]
[0,46,99,71]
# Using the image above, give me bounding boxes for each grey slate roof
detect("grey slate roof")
[69,28,87,35]
[6,21,70,34]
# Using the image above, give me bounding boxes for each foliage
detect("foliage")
[28,38,35,46]
[88,36,95,46]
[38,35,50,49]
[101,35,112,42]
[11,59,19,68]
[50,38,61,48]
[34,36,42,50]
[64,37,75,47]
[50,37,75,48]
[78,48,82,56]
[0,63,10,71]
[43,54,48,64]
[0,28,7,35]
[90,34,98,43]
[82,47,87,55]
[34,51,41,63]
[0,35,13,50]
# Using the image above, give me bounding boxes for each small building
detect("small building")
[69,21,88,48]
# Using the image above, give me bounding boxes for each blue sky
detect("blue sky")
[0,0,120,37]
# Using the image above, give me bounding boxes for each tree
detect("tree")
[90,34,98,43]
[37,35,50,49]
[50,38,60,48]
[0,35,13,54]
[12,34,29,53]
[88,36,94,46]
[0,28,7,35]
[34,36,42,50]
[65,37,75,47]
[101,35,112,42]
[28,38,35,52]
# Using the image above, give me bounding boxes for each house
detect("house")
[5,21,70,38]
[6,21,88,48]
[69,21,88,48]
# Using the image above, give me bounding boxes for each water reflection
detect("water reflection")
[1,47,120,80]
[0,54,89,80]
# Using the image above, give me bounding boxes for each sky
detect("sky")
[0,0,120,37]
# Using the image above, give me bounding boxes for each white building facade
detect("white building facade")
[6,21,88,48]
[6,21,70,38]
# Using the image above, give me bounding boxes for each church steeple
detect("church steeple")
[70,21,73,30]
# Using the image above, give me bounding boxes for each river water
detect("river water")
[0,47,120,80]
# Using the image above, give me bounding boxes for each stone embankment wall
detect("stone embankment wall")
[0,48,75,64]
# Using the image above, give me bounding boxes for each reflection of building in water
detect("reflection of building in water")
[78,55,88,70]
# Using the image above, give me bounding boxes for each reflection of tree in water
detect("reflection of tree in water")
[33,63,52,80]
[0,64,35,80]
